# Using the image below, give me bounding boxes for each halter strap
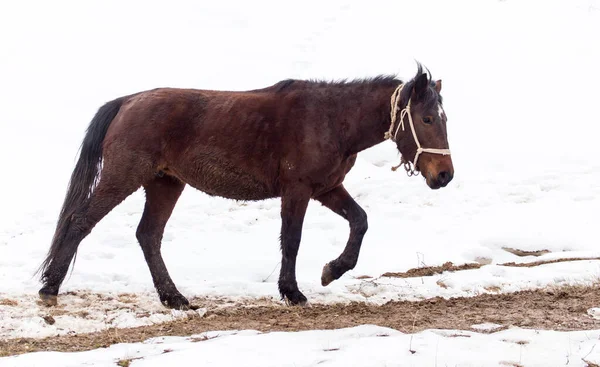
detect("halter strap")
[385,83,451,173]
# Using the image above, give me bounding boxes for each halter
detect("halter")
[384,83,451,176]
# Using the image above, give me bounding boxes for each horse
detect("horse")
[37,63,454,309]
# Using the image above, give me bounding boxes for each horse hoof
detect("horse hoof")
[321,263,335,286]
[161,294,190,310]
[38,291,58,307]
[282,291,308,306]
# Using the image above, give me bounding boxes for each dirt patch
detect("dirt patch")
[381,261,482,278]
[500,257,600,268]
[502,247,551,257]
[2,285,600,357]
[500,362,523,367]
[117,357,142,367]
[381,258,600,279]
[117,294,138,304]
[584,360,600,367]
[0,299,18,306]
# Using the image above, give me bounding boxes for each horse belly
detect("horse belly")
[169,158,277,201]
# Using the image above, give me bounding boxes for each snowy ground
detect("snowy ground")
[1,0,600,365]
[3,325,600,367]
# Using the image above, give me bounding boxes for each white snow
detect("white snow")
[589,308,600,320]
[1,0,600,364]
[2,325,600,367]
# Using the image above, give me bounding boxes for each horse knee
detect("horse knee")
[135,227,145,243]
[136,227,160,250]
[136,229,157,243]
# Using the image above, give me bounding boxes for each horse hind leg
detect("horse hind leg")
[136,175,189,309]
[39,165,142,305]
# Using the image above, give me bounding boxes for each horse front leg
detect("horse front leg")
[278,188,311,305]
[315,185,368,286]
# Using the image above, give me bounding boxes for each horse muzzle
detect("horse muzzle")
[426,169,453,189]
[421,154,454,190]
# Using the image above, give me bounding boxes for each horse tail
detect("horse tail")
[38,97,126,279]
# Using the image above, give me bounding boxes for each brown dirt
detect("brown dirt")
[381,257,600,278]
[500,257,600,268]
[381,261,482,278]
[584,360,600,367]
[0,299,18,306]
[502,247,551,257]
[2,285,600,357]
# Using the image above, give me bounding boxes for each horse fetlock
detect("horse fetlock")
[278,280,307,306]
[282,290,308,306]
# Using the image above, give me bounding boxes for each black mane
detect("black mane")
[253,62,441,106]
[259,75,402,93]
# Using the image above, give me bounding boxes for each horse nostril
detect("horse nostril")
[437,171,452,186]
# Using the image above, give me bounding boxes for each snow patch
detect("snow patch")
[2,326,600,367]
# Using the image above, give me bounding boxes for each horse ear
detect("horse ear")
[414,73,429,96]
[435,79,442,93]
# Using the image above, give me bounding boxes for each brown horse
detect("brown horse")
[38,63,453,309]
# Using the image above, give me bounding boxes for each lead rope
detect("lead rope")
[385,83,451,176]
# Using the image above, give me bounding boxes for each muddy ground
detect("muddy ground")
[2,284,599,357]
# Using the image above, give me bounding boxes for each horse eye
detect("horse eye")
[422,116,433,124]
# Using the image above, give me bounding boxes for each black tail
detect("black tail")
[37,97,125,280]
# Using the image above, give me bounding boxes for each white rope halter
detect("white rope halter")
[384,83,451,175]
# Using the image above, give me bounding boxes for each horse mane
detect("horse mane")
[256,75,402,93]
[252,62,442,105]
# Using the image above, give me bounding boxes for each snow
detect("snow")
[1,0,600,364]
[589,308,600,320]
[2,325,600,367]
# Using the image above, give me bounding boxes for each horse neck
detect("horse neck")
[341,84,398,155]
